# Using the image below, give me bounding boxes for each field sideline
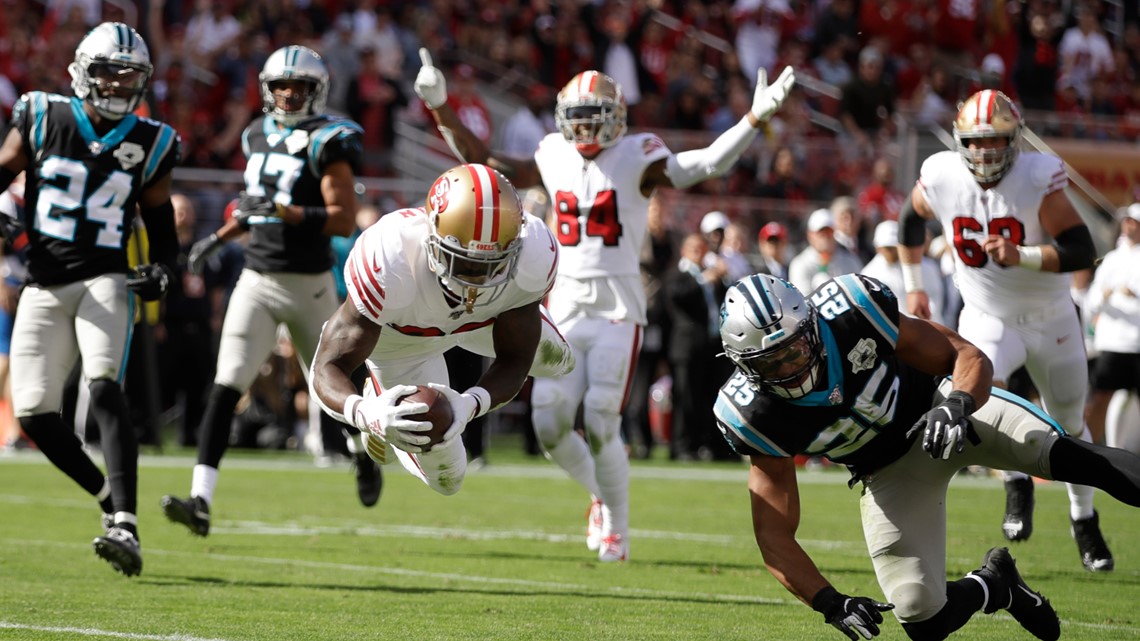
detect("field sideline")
[1,447,1138,641]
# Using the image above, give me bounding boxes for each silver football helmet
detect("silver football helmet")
[259,45,329,127]
[720,274,824,400]
[68,22,153,120]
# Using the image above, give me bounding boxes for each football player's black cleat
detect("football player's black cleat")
[1002,477,1034,542]
[970,547,1059,641]
[93,527,142,577]
[1072,510,1114,572]
[161,494,210,536]
[353,451,382,508]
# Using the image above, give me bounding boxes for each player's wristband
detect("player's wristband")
[343,394,365,430]
[1017,245,1043,270]
[299,207,329,233]
[901,261,925,292]
[462,386,492,420]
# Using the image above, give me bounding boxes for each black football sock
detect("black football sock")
[899,579,985,641]
[18,413,108,496]
[88,378,138,516]
[197,384,242,469]
[1049,436,1140,506]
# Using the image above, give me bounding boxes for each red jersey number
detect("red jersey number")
[553,189,622,247]
[952,216,1025,268]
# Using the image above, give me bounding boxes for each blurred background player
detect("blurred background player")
[0,22,180,576]
[309,163,573,496]
[899,90,1109,571]
[414,48,794,562]
[161,45,377,537]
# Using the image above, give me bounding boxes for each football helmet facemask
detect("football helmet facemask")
[69,22,153,120]
[259,45,329,127]
[720,275,824,400]
[555,71,628,157]
[953,90,1023,183]
[425,164,524,314]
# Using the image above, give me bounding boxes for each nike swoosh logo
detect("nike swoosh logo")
[1018,585,1043,607]
[314,287,327,299]
[1057,335,1070,345]
[371,253,381,273]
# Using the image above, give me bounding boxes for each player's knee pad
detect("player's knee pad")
[530,381,575,447]
[582,387,623,442]
[888,581,943,624]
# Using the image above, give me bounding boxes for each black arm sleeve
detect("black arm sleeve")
[899,195,927,247]
[139,200,178,269]
[1054,225,1096,272]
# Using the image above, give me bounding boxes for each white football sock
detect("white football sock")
[191,464,219,506]
[544,432,600,497]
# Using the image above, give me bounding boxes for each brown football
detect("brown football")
[399,385,454,450]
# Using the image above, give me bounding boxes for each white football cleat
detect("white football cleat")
[586,498,604,551]
[598,534,628,563]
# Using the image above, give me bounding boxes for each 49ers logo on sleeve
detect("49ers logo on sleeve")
[429,176,451,214]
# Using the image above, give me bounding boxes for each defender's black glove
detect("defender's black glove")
[0,214,28,252]
[907,390,980,460]
[126,263,172,301]
[812,587,894,640]
[233,192,282,230]
[188,233,223,275]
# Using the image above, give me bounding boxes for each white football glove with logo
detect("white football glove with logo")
[414,48,448,110]
[426,383,483,444]
[351,385,433,453]
[751,66,796,122]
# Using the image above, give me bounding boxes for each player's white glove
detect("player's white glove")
[426,382,481,443]
[414,48,448,110]
[751,66,796,122]
[353,385,433,453]
[907,390,980,460]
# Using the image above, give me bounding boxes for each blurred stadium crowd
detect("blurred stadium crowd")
[1,0,1139,464]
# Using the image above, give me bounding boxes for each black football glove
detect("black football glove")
[812,587,894,640]
[906,390,980,460]
[188,233,223,275]
[126,263,172,301]
[233,192,283,230]
[0,214,28,252]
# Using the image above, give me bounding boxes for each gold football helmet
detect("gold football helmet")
[953,90,1023,183]
[555,70,628,156]
[425,164,524,313]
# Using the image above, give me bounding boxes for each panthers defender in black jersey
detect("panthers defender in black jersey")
[0,22,180,577]
[714,274,1140,641]
[161,45,380,538]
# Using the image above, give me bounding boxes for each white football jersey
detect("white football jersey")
[533,132,671,324]
[918,150,1071,317]
[345,207,559,362]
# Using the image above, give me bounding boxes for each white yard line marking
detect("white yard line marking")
[0,621,238,641]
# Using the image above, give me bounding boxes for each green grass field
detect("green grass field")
[1,440,1139,641]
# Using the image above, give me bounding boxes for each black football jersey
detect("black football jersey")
[240,115,363,274]
[714,274,939,477]
[10,92,180,286]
